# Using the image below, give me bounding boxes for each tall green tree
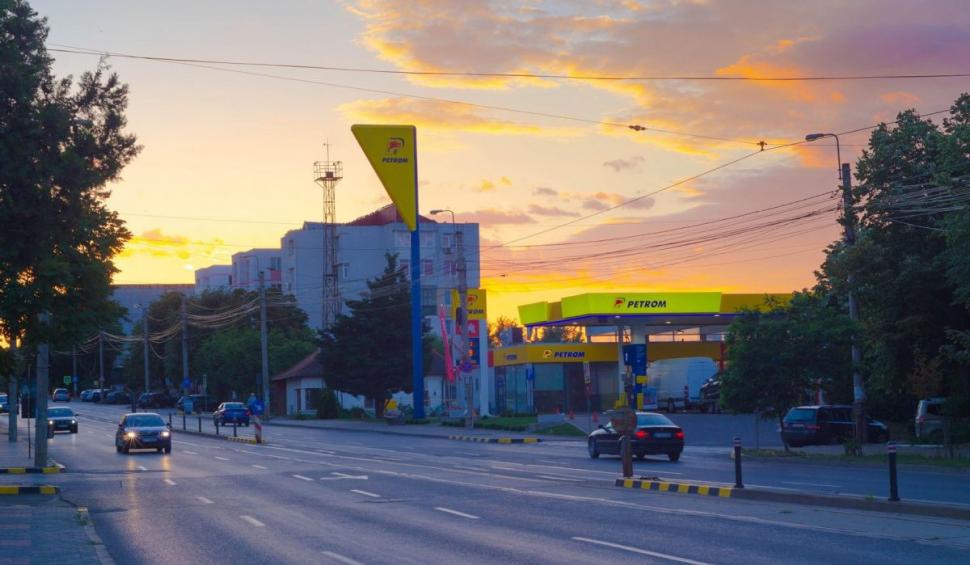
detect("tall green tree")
[319,254,432,417]
[0,1,138,377]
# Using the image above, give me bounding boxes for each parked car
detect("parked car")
[79,389,93,402]
[89,389,105,402]
[47,406,78,434]
[781,405,889,447]
[52,388,70,402]
[105,391,131,405]
[699,375,721,413]
[588,412,685,462]
[0,393,8,413]
[115,412,172,454]
[137,392,176,409]
[178,394,219,413]
[213,402,250,426]
[915,398,945,441]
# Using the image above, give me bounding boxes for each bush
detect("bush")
[316,388,340,420]
[342,407,367,419]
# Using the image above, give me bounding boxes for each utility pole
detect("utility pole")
[72,346,78,398]
[143,311,150,394]
[842,162,865,455]
[456,226,474,429]
[259,270,270,417]
[34,314,49,468]
[181,295,190,393]
[98,330,105,402]
[8,337,17,443]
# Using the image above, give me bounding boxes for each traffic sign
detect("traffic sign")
[63,375,71,385]
[181,377,191,390]
[250,399,265,416]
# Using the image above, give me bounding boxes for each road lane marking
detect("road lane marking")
[526,464,618,476]
[292,474,314,481]
[164,479,176,486]
[434,507,479,520]
[571,537,710,565]
[214,456,230,461]
[183,451,198,455]
[197,496,214,504]
[537,475,582,482]
[252,465,268,470]
[350,489,380,498]
[137,465,148,471]
[330,472,368,480]
[240,515,264,527]
[321,550,363,565]
[781,481,841,488]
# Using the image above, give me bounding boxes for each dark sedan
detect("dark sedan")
[115,413,172,454]
[781,405,889,447]
[47,407,78,434]
[588,412,685,461]
[213,402,250,426]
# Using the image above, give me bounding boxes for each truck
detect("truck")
[647,357,717,412]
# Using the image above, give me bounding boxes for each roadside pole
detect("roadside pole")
[258,271,270,419]
[842,162,865,456]
[456,226,473,430]
[181,295,189,395]
[72,346,78,398]
[8,338,18,443]
[34,314,49,468]
[98,330,104,402]
[143,310,150,393]
[888,442,900,501]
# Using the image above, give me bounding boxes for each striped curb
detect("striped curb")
[0,485,59,495]
[615,478,733,498]
[448,435,542,444]
[226,436,261,445]
[0,466,63,474]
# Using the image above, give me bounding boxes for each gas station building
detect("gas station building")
[496,292,789,414]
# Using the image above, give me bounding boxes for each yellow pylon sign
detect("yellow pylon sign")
[351,124,418,231]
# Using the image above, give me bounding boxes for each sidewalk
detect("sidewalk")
[264,417,570,441]
[0,498,105,564]
[0,417,60,471]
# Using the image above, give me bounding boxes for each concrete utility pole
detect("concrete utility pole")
[181,295,189,393]
[806,132,865,455]
[34,314,49,468]
[98,330,105,401]
[259,271,270,417]
[143,310,150,393]
[8,337,18,443]
[72,346,78,398]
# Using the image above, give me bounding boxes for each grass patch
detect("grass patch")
[535,423,587,437]
[742,448,970,468]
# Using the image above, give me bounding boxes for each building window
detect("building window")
[442,233,452,249]
[340,263,349,280]
[422,260,433,276]
[270,257,281,271]
[287,239,295,256]
[394,231,410,248]
[304,388,321,412]
[420,231,435,248]
[443,260,455,277]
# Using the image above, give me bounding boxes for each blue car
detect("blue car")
[213,402,250,426]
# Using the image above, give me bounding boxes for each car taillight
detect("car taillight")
[634,430,648,439]
[674,430,685,440]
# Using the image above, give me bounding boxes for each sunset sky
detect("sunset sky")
[33,0,970,322]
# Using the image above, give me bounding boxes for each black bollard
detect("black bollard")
[198,415,202,433]
[215,418,220,435]
[888,442,899,501]
[620,435,633,478]
[182,412,186,430]
[233,420,238,438]
[733,436,744,489]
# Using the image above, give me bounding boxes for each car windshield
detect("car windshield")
[223,403,245,410]
[785,408,816,422]
[637,414,674,426]
[49,408,73,417]
[124,415,165,427]
[0,394,7,401]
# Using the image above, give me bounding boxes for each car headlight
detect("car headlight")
[48,420,53,425]
[125,431,137,439]
[160,430,170,438]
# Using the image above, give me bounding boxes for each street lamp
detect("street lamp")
[429,209,473,428]
[805,131,865,454]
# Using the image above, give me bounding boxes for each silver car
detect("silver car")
[915,398,945,441]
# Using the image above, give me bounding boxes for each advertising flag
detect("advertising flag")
[351,124,418,231]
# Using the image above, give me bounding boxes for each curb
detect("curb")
[226,436,260,445]
[171,428,262,445]
[267,419,556,442]
[0,466,63,474]
[731,487,970,521]
[448,435,542,444]
[0,485,59,495]
[615,478,732,498]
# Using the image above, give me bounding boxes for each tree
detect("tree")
[720,293,856,448]
[0,1,139,373]
[538,325,583,343]
[488,316,522,347]
[319,254,432,417]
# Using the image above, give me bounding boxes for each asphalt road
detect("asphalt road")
[20,403,970,564]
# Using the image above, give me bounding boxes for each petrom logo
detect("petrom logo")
[382,137,408,163]
[625,299,667,309]
[613,297,625,308]
[553,351,586,359]
[542,349,553,359]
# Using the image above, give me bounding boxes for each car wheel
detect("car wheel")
[115,443,122,453]
[157,447,163,453]
[635,453,646,460]
[668,452,681,462]
[71,427,78,434]
[588,439,600,459]
[164,445,172,454]
[122,444,130,454]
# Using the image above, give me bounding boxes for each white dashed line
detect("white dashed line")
[781,481,840,488]
[252,464,268,470]
[164,479,176,486]
[537,475,582,482]
[240,515,264,527]
[321,550,364,565]
[184,451,198,455]
[434,507,479,519]
[571,537,711,565]
[350,489,380,498]
[292,474,314,481]
[214,456,230,461]
[137,465,148,471]
[197,496,214,504]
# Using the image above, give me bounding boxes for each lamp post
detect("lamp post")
[430,209,473,428]
[806,132,865,454]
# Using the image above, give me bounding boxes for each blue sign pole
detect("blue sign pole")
[410,138,425,420]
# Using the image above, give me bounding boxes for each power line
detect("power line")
[47,46,970,82]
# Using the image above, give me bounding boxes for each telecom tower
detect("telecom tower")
[314,146,342,330]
